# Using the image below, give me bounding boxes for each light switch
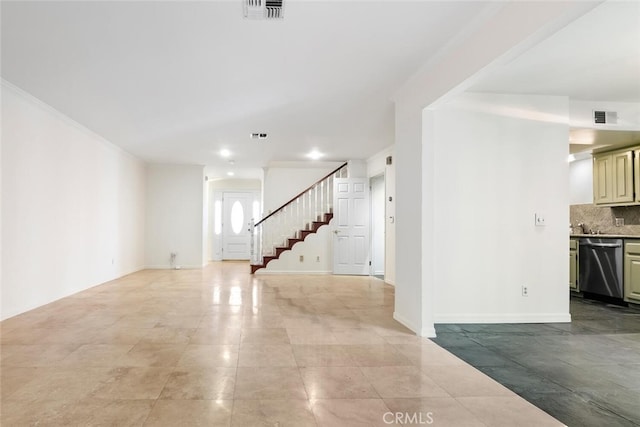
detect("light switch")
[535,213,546,226]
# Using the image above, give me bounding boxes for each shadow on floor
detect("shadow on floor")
[432,297,640,427]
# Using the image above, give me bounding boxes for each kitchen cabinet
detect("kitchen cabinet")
[624,240,640,303]
[570,239,579,291]
[634,148,640,203]
[593,149,634,205]
[593,153,613,204]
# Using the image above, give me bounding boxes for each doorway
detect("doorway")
[213,191,260,260]
[370,174,385,279]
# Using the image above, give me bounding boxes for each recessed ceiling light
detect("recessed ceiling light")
[307,150,323,160]
[220,149,231,158]
[227,171,235,176]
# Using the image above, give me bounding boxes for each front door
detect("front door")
[333,178,370,275]
[222,192,252,260]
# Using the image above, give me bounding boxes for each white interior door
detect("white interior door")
[222,192,252,260]
[333,178,370,275]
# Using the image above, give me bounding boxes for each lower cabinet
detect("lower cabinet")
[624,240,640,303]
[570,239,579,292]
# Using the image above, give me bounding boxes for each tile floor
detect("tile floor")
[433,297,640,427]
[1,262,562,426]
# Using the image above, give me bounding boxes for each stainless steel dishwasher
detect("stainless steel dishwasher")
[578,237,624,299]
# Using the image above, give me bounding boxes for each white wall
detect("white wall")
[145,164,205,269]
[263,163,343,214]
[569,157,593,205]
[395,104,427,334]
[429,93,571,323]
[1,82,146,320]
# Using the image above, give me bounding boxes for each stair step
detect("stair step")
[263,256,277,265]
[287,238,303,248]
[312,221,325,231]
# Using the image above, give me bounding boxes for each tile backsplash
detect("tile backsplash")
[570,204,640,235]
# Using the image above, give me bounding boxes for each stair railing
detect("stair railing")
[250,162,348,266]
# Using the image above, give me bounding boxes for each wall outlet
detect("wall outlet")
[522,285,529,297]
[534,213,546,226]
[111,258,115,265]
[316,256,320,262]
[299,255,304,262]
[615,217,624,227]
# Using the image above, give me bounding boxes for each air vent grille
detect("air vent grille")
[594,110,618,125]
[244,0,283,19]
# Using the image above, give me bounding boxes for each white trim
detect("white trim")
[420,325,437,338]
[394,312,436,337]
[145,264,205,270]
[255,270,331,275]
[433,313,572,324]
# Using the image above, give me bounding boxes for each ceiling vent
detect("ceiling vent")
[243,0,284,20]
[250,133,268,140]
[594,110,618,125]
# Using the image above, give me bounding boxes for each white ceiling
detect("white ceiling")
[2,1,639,178]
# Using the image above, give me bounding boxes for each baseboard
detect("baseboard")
[393,312,437,338]
[255,270,332,275]
[433,312,572,324]
[144,264,204,270]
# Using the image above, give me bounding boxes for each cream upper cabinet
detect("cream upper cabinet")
[612,150,634,203]
[593,148,636,206]
[593,153,613,204]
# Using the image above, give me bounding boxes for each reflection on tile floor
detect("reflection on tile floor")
[1,262,562,426]
[433,297,640,427]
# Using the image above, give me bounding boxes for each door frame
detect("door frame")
[369,173,386,278]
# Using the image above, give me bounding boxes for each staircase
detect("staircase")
[250,162,348,274]
[250,212,334,274]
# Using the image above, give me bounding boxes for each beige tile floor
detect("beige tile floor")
[0,262,563,426]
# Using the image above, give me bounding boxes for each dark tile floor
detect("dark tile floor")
[432,296,640,427]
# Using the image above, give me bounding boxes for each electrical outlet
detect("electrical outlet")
[522,285,529,297]
[299,255,304,262]
[615,217,624,227]
[316,256,320,262]
[535,213,546,226]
